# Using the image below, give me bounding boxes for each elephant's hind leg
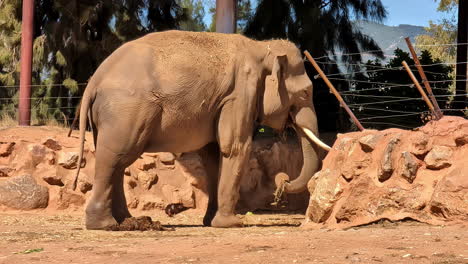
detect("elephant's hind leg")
[199,143,220,226]
[85,143,121,230]
[112,167,132,223]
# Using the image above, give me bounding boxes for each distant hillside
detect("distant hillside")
[354,21,426,62]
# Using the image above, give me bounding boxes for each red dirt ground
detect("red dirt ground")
[0,210,466,264]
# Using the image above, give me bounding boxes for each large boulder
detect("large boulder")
[0,174,49,209]
[304,116,468,229]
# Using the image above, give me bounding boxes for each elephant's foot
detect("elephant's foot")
[203,209,216,227]
[112,208,132,224]
[85,204,118,230]
[211,213,243,228]
[86,213,118,230]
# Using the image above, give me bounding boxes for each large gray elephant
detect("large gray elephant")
[74,30,330,230]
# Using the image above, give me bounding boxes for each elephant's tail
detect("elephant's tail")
[72,84,94,191]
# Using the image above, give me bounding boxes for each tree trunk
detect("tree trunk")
[216,0,237,33]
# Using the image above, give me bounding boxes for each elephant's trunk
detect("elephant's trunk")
[274,105,326,194]
[280,127,320,193]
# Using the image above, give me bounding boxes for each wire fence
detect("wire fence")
[1,42,467,130]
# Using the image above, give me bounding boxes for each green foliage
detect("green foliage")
[179,0,207,31]
[348,48,453,129]
[437,0,458,12]
[416,20,457,63]
[0,0,189,125]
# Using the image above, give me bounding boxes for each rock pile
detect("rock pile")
[0,126,307,213]
[305,116,468,229]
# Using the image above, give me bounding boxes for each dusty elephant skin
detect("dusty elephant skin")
[304,116,468,230]
[73,31,330,230]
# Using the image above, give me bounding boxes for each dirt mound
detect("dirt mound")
[0,126,307,214]
[106,216,168,231]
[304,116,468,229]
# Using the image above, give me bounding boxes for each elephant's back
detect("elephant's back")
[129,31,249,75]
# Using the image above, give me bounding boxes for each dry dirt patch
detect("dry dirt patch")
[0,211,466,264]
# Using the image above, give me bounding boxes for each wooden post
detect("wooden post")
[402,61,437,116]
[304,50,365,131]
[404,37,443,119]
[18,0,35,125]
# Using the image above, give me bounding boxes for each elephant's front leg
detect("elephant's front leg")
[210,148,251,228]
[211,105,253,228]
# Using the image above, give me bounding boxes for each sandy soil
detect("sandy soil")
[0,211,466,264]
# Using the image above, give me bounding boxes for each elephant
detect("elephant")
[73,30,331,230]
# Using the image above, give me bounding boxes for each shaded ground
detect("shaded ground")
[0,211,466,264]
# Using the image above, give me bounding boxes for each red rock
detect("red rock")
[358,134,381,152]
[56,188,85,209]
[0,166,14,177]
[306,169,343,223]
[42,138,62,151]
[399,151,421,183]
[305,116,468,230]
[0,142,15,157]
[57,151,81,169]
[137,171,158,190]
[424,146,453,170]
[378,137,400,182]
[158,152,176,165]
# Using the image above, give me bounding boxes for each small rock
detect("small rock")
[0,166,14,177]
[410,132,431,156]
[56,189,85,209]
[0,142,15,157]
[0,174,49,209]
[127,198,139,209]
[42,173,64,186]
[77,172,93,194]
[42,138,62,151]
[307,169,343,223]
[137,156,156,171]
[454,133,468,146]
[159,152,176,165]
[424,146,452,170]
[57,151,81,169]
[137,171,158,190]
[378,137,400,182]
[399,152,420,183]
[28,144,48,167]
[358,134,381,152]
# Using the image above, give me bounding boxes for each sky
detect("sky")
[203,0,455,29]
[380,0,455,27]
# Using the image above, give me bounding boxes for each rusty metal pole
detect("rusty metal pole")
[304,50,365,131]
[402,61,437,116]
[404,37,443,119]
[18,0,35,126]
[216,0,237,33]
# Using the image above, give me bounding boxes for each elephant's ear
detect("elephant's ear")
[263,55,288,117]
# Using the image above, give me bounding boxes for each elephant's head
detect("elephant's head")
[257,40,331,193]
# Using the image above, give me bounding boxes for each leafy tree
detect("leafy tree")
[0,0,23,117]
[179,0,207,31]
[348,48,453,129]
[0,0,187,124]
[416,0,458,63]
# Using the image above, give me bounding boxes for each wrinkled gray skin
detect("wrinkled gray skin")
[75,30,326,229]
